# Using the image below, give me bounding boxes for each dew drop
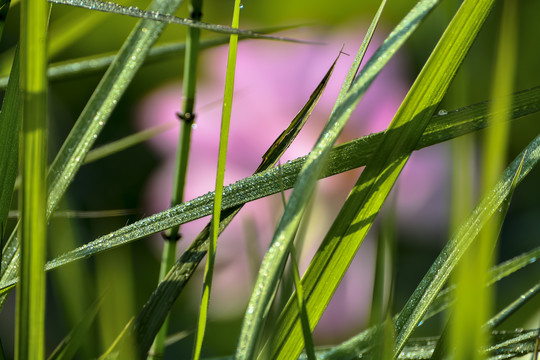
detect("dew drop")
[438,109,448,116]
[191,123,198,129]
[239,3,244,9]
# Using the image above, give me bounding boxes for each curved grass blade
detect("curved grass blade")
[0,48,20,240]
[0,0,11,41]
[49,0,308,43]
[392,138,539,358]
[268,0,499,358]
[424,245,540,322]
[1,84,538,293]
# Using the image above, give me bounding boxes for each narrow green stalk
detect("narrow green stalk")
[149,1,202,358]
[451,2,517,358]
[192,1,240,358]
[17,0,48,359]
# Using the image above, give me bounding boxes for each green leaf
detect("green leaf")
[1,84,538,293]
[49,0,308,43]
[393,135,540,358]
[17,0,48,358]
[192,0,241,358]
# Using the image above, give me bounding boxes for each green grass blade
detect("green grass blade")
[487,281,540,330]
[0,25,300,90]
[49,0,307,43]
[1,0,184,316]
[192,1,240,358]
[149,0,202,355]
[46,0,184,218]
[17,0,48,358]
[393,136,540,358]
[423,245,540,323]
[235,0,429,354]
[1,85,537,292]
[451,2,518,357]
[0,48,20,240]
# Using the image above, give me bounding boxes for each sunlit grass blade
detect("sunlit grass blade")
[233,0,410,355]
[0,48,20,240]
[192,1,240,358]
[121,53,338,359]
[393,137,539,358]
[50,0,309,43]
[48,294,104,360]
[17,0,48,358]
[1,84,537,294]
[451,2,518,358]
[424,244,540,323]
[264,0,498,358]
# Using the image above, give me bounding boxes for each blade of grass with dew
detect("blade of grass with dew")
[0,0,188,307]
[149,1,203,357]
[451,1,518,358]
[48,294,104,360]
[431,142,524,360]
[49,0,308,43]
[235,1,392,356]
[17,0,48,358]
[391,138,539,359]
[0,25,301,89]
[2,84,537,293]
[272,1,499,358]
[306,243,540,360]
[263,0,491,356]
[487,281,540,330]
[0,47,20,242]
[129,50,339,359]
[192,1,240,358]
[424,244,540,322]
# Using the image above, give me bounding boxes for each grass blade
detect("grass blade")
[393,136,540,358]
[17,0,48,358]
[49,0,307,43]
[1,85,538,292]
[192,1,240,358]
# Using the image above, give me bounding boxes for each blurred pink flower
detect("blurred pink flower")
[136,25,447,341]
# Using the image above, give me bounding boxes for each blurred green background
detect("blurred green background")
[0,0,539,358]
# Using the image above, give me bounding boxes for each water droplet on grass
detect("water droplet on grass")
[438,109,448,116]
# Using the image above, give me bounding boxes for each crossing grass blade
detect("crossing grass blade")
[1,84,539,294]
[49,0,309,43]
